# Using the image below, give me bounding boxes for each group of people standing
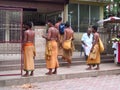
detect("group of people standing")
[22,17,74,76]
[22,17,102,77]
[42,17,74,75]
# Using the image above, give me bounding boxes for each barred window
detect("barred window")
[68,4,100,32]
[0,9,21,42]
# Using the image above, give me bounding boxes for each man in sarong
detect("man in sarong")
[23,22,36,77]
[81,28,93,60]
[55,17,64,56]
[42,19,59,75]
[86,25,100,70]
[62,22,74,67]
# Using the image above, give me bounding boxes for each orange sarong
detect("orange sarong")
[23,42,36,71]
[45,40,59,69]
[63,40,74,63]
[87,43,100,65]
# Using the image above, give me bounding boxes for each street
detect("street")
[1,75,120,90]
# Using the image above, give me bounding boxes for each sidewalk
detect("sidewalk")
[0,63,120,87]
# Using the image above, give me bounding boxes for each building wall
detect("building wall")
[33,26,85,60]
[34,26,46,60]
[0,1,64,13]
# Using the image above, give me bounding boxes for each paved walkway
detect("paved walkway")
[1,74,120,90]
[0,52,117,88]
[0,63,118,80]
[0,63,120,86]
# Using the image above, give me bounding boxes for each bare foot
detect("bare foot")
[30,71,34,76]
[30,73,34,76]
[52,72,57,74]
[68,60,71,64]
[22,74,29,77]
[86,67,92,70]
[92,64,96,67]
[45,72,52,75]
[94,67,100,70]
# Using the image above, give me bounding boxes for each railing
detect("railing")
[98,27,113,54]
[0,7,23,76]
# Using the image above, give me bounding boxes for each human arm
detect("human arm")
[81,34,87,46]
[72,30,74,40]
[42,28,51,40]
[63,29,67,41]
[90,33,99,52]
[81,41,87,47]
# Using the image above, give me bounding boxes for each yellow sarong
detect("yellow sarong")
[63,40,75,63]
[45,40,59,69]
[23,42,36,71]
[87,43,100,65]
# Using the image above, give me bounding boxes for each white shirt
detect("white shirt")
[112,42,118,55]
[81,33,93,56]
[81,33,93,47]
[112,42,118,63]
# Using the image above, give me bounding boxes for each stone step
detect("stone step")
[0,58,83,65]
[0,63,119,87]
[0,54,114,71]
[0,55,114,65]
[0,58,114,71]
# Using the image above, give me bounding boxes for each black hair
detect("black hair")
[48,19,55,25]
[25,22,32,28]
[92,25,98,32]
[65,21,70,27]
[57,17,62,22]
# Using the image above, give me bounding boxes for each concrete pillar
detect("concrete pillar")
[34,26,46,60]
[100,5,104,19]
[63,4,68,22]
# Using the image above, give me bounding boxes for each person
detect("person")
[22,22,36,77]
[55,17,64,56]
[62,22,74,67]
[112,38,118,63]
[112,38,118,57]
[86,25,100,70]
[42,19,59,75]
[55,17,62,30]
[81,27,93,60]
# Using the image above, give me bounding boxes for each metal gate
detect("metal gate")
[0,7,23,76]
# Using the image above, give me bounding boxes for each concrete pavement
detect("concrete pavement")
[2,75,120,90]
[0,51,116,87]
[0,63,120,87]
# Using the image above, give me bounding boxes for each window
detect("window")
[90,5,100,25]
[68,4,78,32]
[68,4,100,32]
[79,4,89,32]
[0,9,21,42]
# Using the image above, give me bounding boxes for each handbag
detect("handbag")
[63,39,72,50]
[89,49,96,60]
[99,38,104,53]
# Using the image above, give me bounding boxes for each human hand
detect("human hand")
[42,35,46,38]
[90,48,93,52]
